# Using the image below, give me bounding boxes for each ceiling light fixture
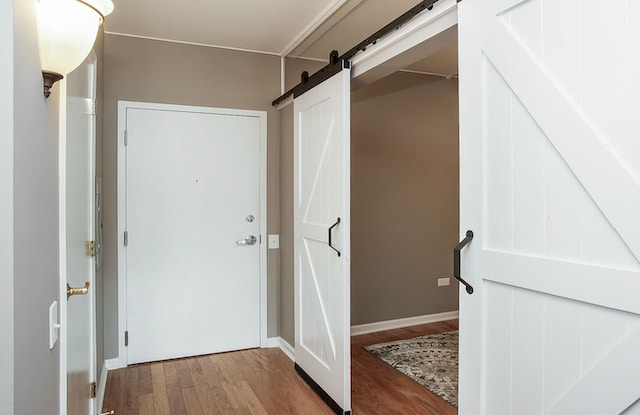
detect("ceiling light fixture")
[37,0,114,98]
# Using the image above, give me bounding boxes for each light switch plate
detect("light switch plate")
[49,301,59,350]
[438,277,451,287]
[268,234,279,249]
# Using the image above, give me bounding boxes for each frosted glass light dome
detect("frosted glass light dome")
[37,0,114,76]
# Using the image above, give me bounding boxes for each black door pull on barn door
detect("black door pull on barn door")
[328,217,341,257]
[454,230,475,294]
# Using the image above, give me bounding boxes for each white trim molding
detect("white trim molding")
[265,337,281,348]
[278,338,296,361]
[350,311,459,336]
[265,337,295,362]
[264,311,460,363]
[104,32,281,57]
[104,358,125,371]
[280,0,359,57]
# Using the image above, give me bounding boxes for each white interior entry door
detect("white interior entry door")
[122,103,265,365]
[294,63,351,415]
[458,1,640,414]
[65,56,97,415]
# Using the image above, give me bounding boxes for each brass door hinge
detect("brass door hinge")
[90,382,97,398]
[87,241,95,257]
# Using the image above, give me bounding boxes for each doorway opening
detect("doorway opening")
[351,45,460,331]
[349,40,461,413]
[276,1,461,411]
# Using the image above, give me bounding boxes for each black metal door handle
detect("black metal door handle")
[454,230,474,294]
[328,217,341,257]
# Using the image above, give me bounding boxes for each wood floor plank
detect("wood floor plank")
[102,367,126,414]
[182,386,205,415]
[150,362,171,415]
[222,382,250,413]
[164,361,189,414]
[237,380,268,415]
[102,320,459,415]
[232,350,280,414]
[188,358,221,415]
[124,366,139,413]
[138,364,153,395]
[139,393,155,415]
[198,355,236,413]
[176,359,195,389]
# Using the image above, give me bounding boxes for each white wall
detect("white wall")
[13,0,61,412]
[0,0,14,413]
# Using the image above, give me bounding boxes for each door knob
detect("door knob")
[66,281,90,300]
[236,235,257,246]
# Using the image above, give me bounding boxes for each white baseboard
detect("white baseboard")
[265,336,295,361]
[104,357,125,370]
[265,336,280,348]
[350,311,459,336]
[278,338,295,361]
[96,361,108,413]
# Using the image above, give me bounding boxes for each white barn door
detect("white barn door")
[458,1,640,414]
[294,63,351,414]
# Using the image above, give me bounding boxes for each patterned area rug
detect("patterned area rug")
[363,331,458,407]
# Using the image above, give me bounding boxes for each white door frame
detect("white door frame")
[59,54,98,415]
[115,101,268,368]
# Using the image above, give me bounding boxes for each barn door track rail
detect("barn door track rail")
[272,0,441,105]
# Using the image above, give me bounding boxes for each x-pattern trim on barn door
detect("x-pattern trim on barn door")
[483,9,640,262]
[459,0,640,413]
[294,66,351,415]
[546,327,640,414]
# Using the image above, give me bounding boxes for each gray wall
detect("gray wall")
[13,0,61,412]
[278,62,459,344]
[102,35,282,359]
[1,0,14,412]
[278,105,294,345]
[284,57,326,91]
[351,73,459,325]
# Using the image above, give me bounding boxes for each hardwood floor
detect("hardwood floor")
[102,320,458,415]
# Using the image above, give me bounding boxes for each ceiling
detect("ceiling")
[104,0,457,74]
[104,0,349,55]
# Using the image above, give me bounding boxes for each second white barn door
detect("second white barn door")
[123,103,264,365]
[294,63,351,414]
[458,0,640,414]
